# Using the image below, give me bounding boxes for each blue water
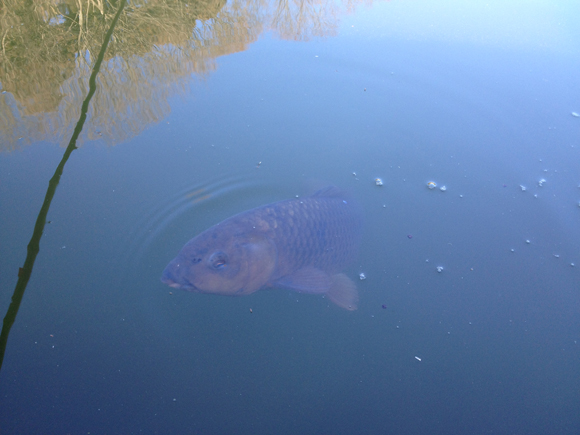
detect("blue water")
[1,1,579,434]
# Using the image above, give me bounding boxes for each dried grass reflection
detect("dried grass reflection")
[0,0,371,151]
[271,0,339,41]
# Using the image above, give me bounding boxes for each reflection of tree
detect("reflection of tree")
[0,0,368,151]
[0,0,127,374]
[270,0,339,41]
[0,0,262,149]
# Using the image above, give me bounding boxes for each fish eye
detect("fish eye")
[209,251,228,270]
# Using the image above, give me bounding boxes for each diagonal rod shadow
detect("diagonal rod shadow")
[0,0,127,372]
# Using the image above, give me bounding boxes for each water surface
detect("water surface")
[1,0,579,434]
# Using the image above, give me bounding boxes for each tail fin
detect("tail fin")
[326,273,359,311]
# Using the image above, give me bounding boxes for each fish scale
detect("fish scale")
[256,196,361,279]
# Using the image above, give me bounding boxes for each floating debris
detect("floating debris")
[511,248,515,252]
[381,304,387,309]
[439,185,447,192]
[538,178,546,187]
[572,112,580,117]
[359,273,366,280]
[554,254,560,258]
[520,185,526,191]
[407,234,413,239]
[436,266,443,273]
[525,239,531,244]
[427,181,437,189]
[375,178,383,186]
[415,356,422,362]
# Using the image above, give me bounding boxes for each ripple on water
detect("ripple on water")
[112,176,296,347]
[116,175,262,281]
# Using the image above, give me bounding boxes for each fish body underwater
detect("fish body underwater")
[161,186,362,310]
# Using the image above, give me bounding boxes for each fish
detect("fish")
[161,186,362,310]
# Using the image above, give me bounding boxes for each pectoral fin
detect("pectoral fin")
[275,269,359,310]
[274,267,332,294]
[326,273,358,311]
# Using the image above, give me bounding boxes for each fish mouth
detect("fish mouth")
[179,283,198,291]
[161,272,198,291]
[166,280,184,289]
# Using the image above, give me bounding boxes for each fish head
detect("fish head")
[161,226,277,296]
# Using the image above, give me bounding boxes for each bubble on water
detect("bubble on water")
[439,186,447,192]
[520,185,526,191]
[538,178,546,187]
[436,266,443,273]
[375,178,383,186]
[511,248,515,252]
[427,181,437,189]
[572,112,580,117]
[525,240,531,244]
[359,273,366,280]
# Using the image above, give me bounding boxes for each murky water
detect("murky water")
[1,1,579,433]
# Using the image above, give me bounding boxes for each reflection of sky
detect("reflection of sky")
[48,15,66,26]
[345,0,580,52]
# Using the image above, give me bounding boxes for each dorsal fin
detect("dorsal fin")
[311,186,345,198]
